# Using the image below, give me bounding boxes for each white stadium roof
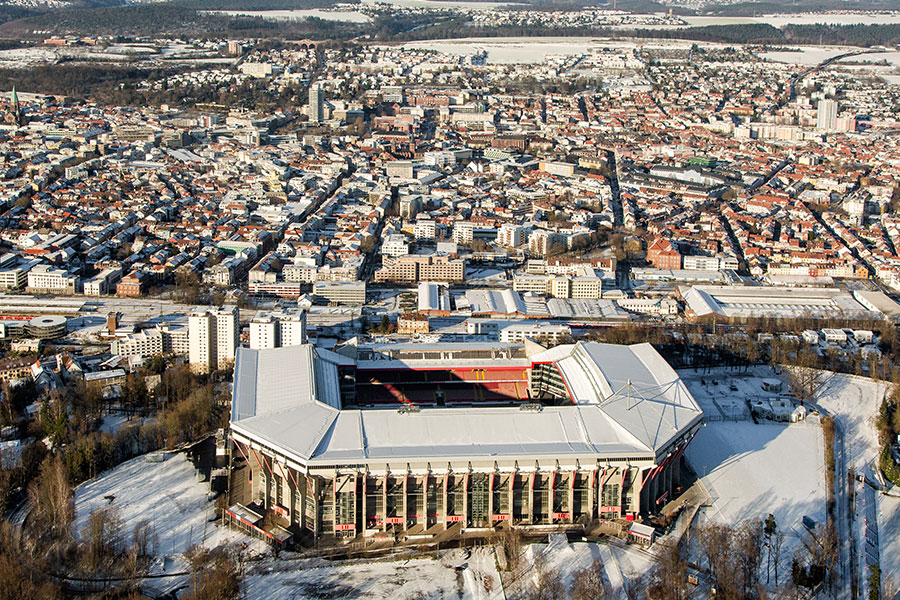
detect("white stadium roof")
[230,342,702,469]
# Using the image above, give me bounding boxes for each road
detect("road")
[813,401,852,600]
[769,49,887,114]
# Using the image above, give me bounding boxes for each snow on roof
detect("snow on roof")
[230,342,703,467]
[681,285,879,320]
[463,289,528,315]
[417,281,450,313]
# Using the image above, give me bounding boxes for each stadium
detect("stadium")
[228,340,702,540]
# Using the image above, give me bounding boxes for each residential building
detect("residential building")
[249,309,308,350]
[189,306,239,374]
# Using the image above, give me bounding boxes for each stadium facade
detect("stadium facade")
[229,341,702,538]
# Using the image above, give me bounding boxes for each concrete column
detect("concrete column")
[353,473,359,533]
[638,468,648,515]
[423,471,429,529]
[381,475,388,532]
[462,471,469,528]
[296,469,305,530]
[549,470,556,523]
[488,471,495,522]
[361,474,367,531]
[508,473,516,525]
[569,471,576,524]
[442,472,449,530]
[402,472,409,531]
[332,474,338,536]
[527,472,535,524]
[587,469,596,520]
[309,476,318,538]
[598,468,608,515]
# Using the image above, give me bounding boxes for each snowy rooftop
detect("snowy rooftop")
[681,285,881,320]
[230,341,702,468]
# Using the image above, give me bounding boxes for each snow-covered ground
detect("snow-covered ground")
[685,418,825,591]
[679,367,775,420]
[0,47,57,68]
[687,421,826,532]
[877,493,900,587]
[513,534,654,598]
[203,8,372,22]
[244,547,502,600]
[758,47,858,65]
[815,372,887,473]
[74,453,261,557]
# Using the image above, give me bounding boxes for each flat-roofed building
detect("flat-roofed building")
[189,306,239,374]
[249,309,308,350]
[26,265,79,295]
[375,255,464,284]
[680,285,882,322]
[313,281,366,306]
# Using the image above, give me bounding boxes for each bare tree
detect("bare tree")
[772,529,786,586]
[501,527,524,571]
[764,513,777,584]
[737,519,764,599]
[623,572,646,600]
[81,506,124,573]
[519,552,566,600]
[785,360,824,406]
[648,541,688,600]
[183,545,241,600]
[570,557,612,600]
[27,456,74,544]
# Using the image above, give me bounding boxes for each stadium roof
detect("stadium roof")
[230,342,702,469]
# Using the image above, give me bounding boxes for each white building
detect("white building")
[414,220,436,240]
[682,256,725,271]
[801,330,820,344]
[189,306,239,374]
[466,319,572,344]
[821,328,847,344]
[309,83,324,123]
[26,265,79,294]
[616,297,679,316]
[497,224,524,248]
[249,309,308,350]
[512,273,601,300]
[83,267,123,296]
[113,323,189,361]
[817,99,837,130]
[852,329,874,344]
[382,234,410,258]
[452,222,475,245]
[283,261,318,283]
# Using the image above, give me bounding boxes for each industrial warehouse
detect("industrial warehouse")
[227,340,703,543]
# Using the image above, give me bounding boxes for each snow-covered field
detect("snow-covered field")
[683,13,900,28]
[878,493,900,586]
[505,534,653,598]
[759,47,857,65]
[395,38,702,64]
[74,453,259,557]
[244,547,502,600]
[815,372,887,472]
[0,47,57,68]
[687,421,826,532]
[203,9,372,22]
[679,367,773,420]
